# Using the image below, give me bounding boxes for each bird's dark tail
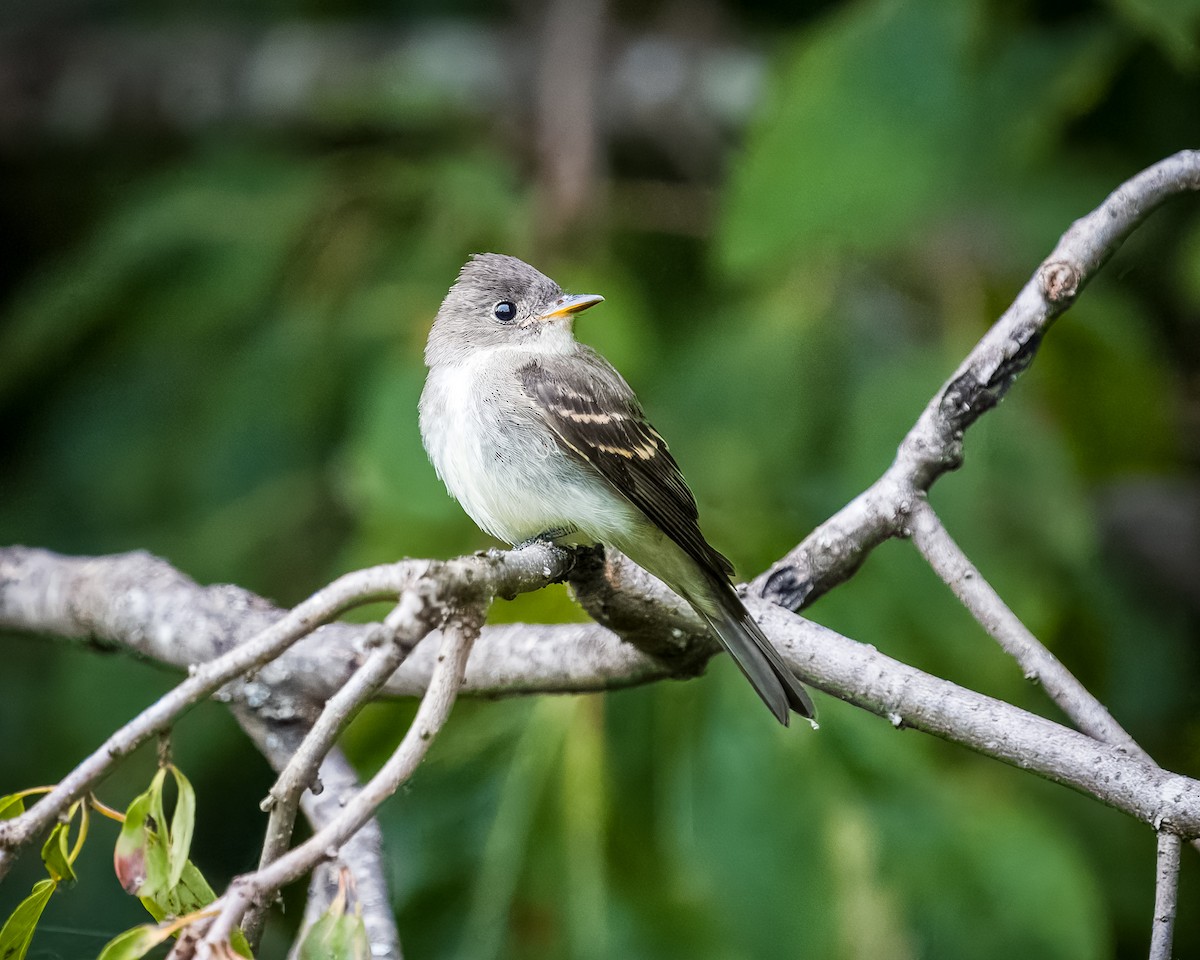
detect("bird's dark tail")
[687,577,816,725]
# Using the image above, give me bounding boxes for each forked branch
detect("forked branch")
[1,151,1198,954]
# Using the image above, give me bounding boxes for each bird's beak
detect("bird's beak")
[536,293,605,322]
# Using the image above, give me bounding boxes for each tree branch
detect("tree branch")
[5,544,1200,840]
[1150,832,1182,960]
[747,600,1200,835]
[2,151,1199,955]
[908,500,1142,751]
[754,149,1200,610]
[188,617,480,955]
[241,602,423,949]
[0,544,574,880]
[908,429,1200,861]
[232,709,400,959]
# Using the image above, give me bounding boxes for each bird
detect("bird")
[419,253,815,724]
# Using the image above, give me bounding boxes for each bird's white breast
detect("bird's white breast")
[419,348,636,546]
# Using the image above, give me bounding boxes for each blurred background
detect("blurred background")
[2,0,1199,956]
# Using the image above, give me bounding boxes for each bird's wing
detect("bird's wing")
[519,350,734,579]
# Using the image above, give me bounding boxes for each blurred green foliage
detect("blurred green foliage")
[2,0,1199,957]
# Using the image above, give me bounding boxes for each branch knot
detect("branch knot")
[1038,260,1080,304]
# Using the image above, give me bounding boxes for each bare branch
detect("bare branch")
[907,396,1200,864]
[5,544,1200,840]
[747,600,1200,837]
[0,545,664,707]
[1150,832,1182,960]
[755,149,1200,610]
[908,499,1142,752]
[2,151,1200,956]
[191,617,481,954]
[233,709,400,959]
[0,559,408,879]
[241,603,424,948]
[0,543,573,879]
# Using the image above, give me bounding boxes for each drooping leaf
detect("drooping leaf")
[114,784,169,898]
[0,878,56,960]
[141,857,215,918]
[40,821,77,886]
[148,767,169,861]
[95,923,176,960]
[0,794,26,820]
[166,766,196,890]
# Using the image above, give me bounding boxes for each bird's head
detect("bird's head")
[425,253,604,367]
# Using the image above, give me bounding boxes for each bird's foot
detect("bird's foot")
[514,526,576,549]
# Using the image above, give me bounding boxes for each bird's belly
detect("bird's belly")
[422,368,634,545]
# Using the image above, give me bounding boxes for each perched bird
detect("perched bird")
[419,253,815,724]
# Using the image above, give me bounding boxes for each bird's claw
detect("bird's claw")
[514,527,574,550]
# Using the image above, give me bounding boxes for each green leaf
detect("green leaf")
[95,923,175,960]
[114,786,170,898]
[116,766,199,901]
[138,860,254,958]
[144,857,215,916]
[148,767,169,858]
[0,878,56,960]
[298,899,370,960]
[230,927,254,957]
[166,766,196,890]
[296,869,368,960]
[0,793,26,820]
[40,822,76,885]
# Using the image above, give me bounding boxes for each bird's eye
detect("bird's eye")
[493,301,517,324]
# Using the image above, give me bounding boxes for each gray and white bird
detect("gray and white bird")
[419,253,815,724]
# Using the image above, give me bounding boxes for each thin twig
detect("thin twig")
[908,499,1142,751]
[908,485,1200,860]
[1150,831,1182,960]
[190,616,482,955]
[233,710,401,959]
[240,609,422,948]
